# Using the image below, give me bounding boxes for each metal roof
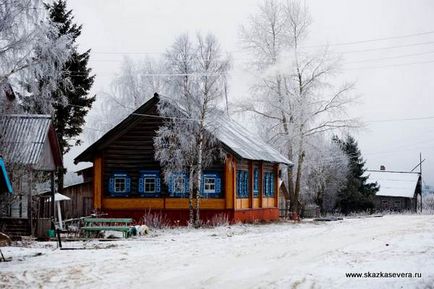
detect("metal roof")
[0,114,52,166]
[211,114,291,164]
[367,170,420,198]
[75,95,292,165]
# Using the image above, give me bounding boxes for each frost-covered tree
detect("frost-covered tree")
[87,56,165,141]
[303,136,349,213]
[240,0,358,215]
[0,0,72,114]
[154,33,230,226]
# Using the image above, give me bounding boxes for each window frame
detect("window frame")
[204,177,216,194]
[236,170,249,199]
[138,170,161,197]
[114,176,127,193]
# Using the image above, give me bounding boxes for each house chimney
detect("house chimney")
[380,165,386,171]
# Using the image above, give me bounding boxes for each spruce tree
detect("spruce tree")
[45,0,95,154]
[334,135,379,214]
[21,0,95,194]
[46,0,95,195]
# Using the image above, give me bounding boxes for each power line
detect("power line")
[344,58,434,71]
[302,30,434,48]
[344,50,434,64]
[367,115,434,123]
[337,40,434,54]
[90,39,434,57]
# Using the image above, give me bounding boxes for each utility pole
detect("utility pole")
[420,153,423,213]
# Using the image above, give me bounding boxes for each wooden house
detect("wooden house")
[0,114,63,236]
[74,95,291,224]
[367,170,422,212]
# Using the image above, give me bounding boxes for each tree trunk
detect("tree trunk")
[293,147,305,215]
[188,167,194,225]
[195,134,203,227]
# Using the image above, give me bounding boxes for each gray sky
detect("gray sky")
[66,0,434,184]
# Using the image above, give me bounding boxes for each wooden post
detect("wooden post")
[224,154,234,209]
[248,161,253,208]
[274,164,279,208]
[259,162,264,208]
[28,168,33,236]
[50,171,55,220]
[93,155,103,210]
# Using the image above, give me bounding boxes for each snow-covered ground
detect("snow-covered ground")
[1,215,433,289]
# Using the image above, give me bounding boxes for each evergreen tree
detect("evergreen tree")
[21,0,95,195]
[334,135,379,214]
[45,0,95,154]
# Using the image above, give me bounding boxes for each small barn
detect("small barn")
[74,95,292,224]
[367,170,422,212]
[0,114,63,237]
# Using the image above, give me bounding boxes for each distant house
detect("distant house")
[367,169,422,212]
[0,114,63,236]
[74,95,291,224]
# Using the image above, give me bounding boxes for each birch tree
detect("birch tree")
[154,33,230,226]
[240,0,357,215]
[0,0,72,114]
[86,56,165,141]
[304,136,349,213]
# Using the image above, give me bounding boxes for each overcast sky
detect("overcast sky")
[65,0,434,184]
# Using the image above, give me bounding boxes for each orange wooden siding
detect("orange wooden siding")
[93,155,102,209]
[102,198,225,210]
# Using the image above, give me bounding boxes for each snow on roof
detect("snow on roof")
[0,114,52,165]
[211,114,291,164]
[367,170,420,198]
[75,95,292,165]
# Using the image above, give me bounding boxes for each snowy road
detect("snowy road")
[1,215,434,289]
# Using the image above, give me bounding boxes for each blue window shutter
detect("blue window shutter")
[168,175,173,195]
[109,177,114,193]
[184,174,189,195]
[156,176,161,193]
[200,175,204,196]
[138,177,144,193]
[270,173,274,196]
[265,173,269,197]
[244,171,248,197]
[240,171,244,197]
[254,169,258,192]
[126,177,131,193]
[215,176,221,194]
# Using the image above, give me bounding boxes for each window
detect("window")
[144,178,156,193]
[138,171,161,197]
[169,173,188,197]
[204,177,216,193]
[263,172,275,197]
[108,173,131,196]
[174,175,185,194]
[114,177,126,193]
[201,173,222,198]
[237,170,248,198]
[253,168,259,197]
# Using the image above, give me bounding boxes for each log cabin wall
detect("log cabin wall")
[102,105,162,197]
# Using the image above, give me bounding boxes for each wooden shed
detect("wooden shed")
[74,95,291,224]
[367,170,422,212]
[0,114,63,236]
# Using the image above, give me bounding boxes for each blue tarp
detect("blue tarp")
[0,157,13,193]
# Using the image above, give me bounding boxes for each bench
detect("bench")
[81,218,133,238]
